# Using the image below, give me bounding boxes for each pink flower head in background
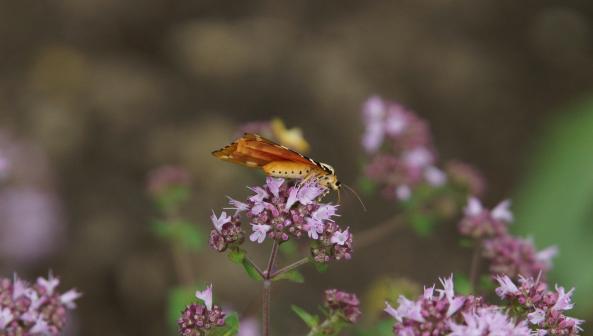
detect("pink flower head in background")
[237,317,259,336]
[0,188,63,265]
[324,289,361,323]
[494,275,583,335]
[147,165,191,196]
[449,307,530,336]
[483,235,557,280]
[0,273,81,335]
[0,131,64,265]
[385,275,483,335]
[0,149,10,181]
[458,197,513,239]
[361,96,457,202]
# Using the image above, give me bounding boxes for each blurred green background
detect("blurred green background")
[0,0,592,335]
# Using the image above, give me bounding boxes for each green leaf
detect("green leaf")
[209,312,240,336]
[479,275,496,292]
[228,248,246,264]
[513,98,593,318]
[273,269,304,283]
[408,212,435,236]
[292,305,319,328]
[459,238,474,248]
[313,261,328,273]
[150,219,205,251]
[241,259,264,281]
[357,176,378,196]
[454,274,472,295]
[279,240,298,257]
[155,186,191,213]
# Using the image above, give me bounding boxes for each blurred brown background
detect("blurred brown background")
[1,0,593,335]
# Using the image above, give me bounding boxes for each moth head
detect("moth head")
[320,173,341,191]
[318,162,335,175]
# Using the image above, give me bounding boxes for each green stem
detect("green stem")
[262,279,272,336]
[307,315,342,336]
[271,257,310,279]
[355,214,405,249]
[244,254,265,279]
[469,241,482,293]
[265,240,280,278]
[262,240,279,336]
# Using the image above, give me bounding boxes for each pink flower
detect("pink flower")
[211,178,350,263]
[225,197,249,215]
[464,197,484,217]
[30,317,50,333]
[459,197,514,239]
[552,285,575,311]
[296,184,324,205]
[385,105,408,136]
[249,224,271,243]
[312,204,339,221]
[237,317,259,336]
[266,177,284,198]
[424,166,447,186]
[494,275,519,298]
[211,210,231,231]
[305,218,324,240]
[0,308,13,329]
[0,152,10,180]
[403,147,433,168]
[147,165,191,196]
[195,284,213,310]
[248,186,269,203]
[393,296,425,322]
[60,289,82,309]
[362,96,386,153]
[179,286,226,335]
[330,228,350,246]
[449,308,530,336]
[386,275,486,335]
[324,289,361,323]
[37,273,60,295]
[536,246,558,269]
[491,199,513,222]
[0,273,80,335]
[384,302,398,320]
[285,186,299,210]
[396,185,411,200]
[528,308,546,324]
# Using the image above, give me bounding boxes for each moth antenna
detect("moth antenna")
[342,183,367,212]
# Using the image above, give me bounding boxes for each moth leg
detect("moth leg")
[298,171,320,188]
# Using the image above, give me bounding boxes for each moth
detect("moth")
[212,133,366,209]
[212,133,341,190]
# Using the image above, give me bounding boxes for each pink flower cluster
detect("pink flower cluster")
[385,275,580,336]
[495,275,583,335]
[361,96,484,202]
[147,165,191,196]
[362,96,444,200]
[0,273,81,335]
[459,197,557,279]
[324,289,361,324]
[384,275,488,335]
[177,285,226,335]
[209,177,352,263]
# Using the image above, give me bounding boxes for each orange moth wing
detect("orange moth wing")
[212,133,317,168]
